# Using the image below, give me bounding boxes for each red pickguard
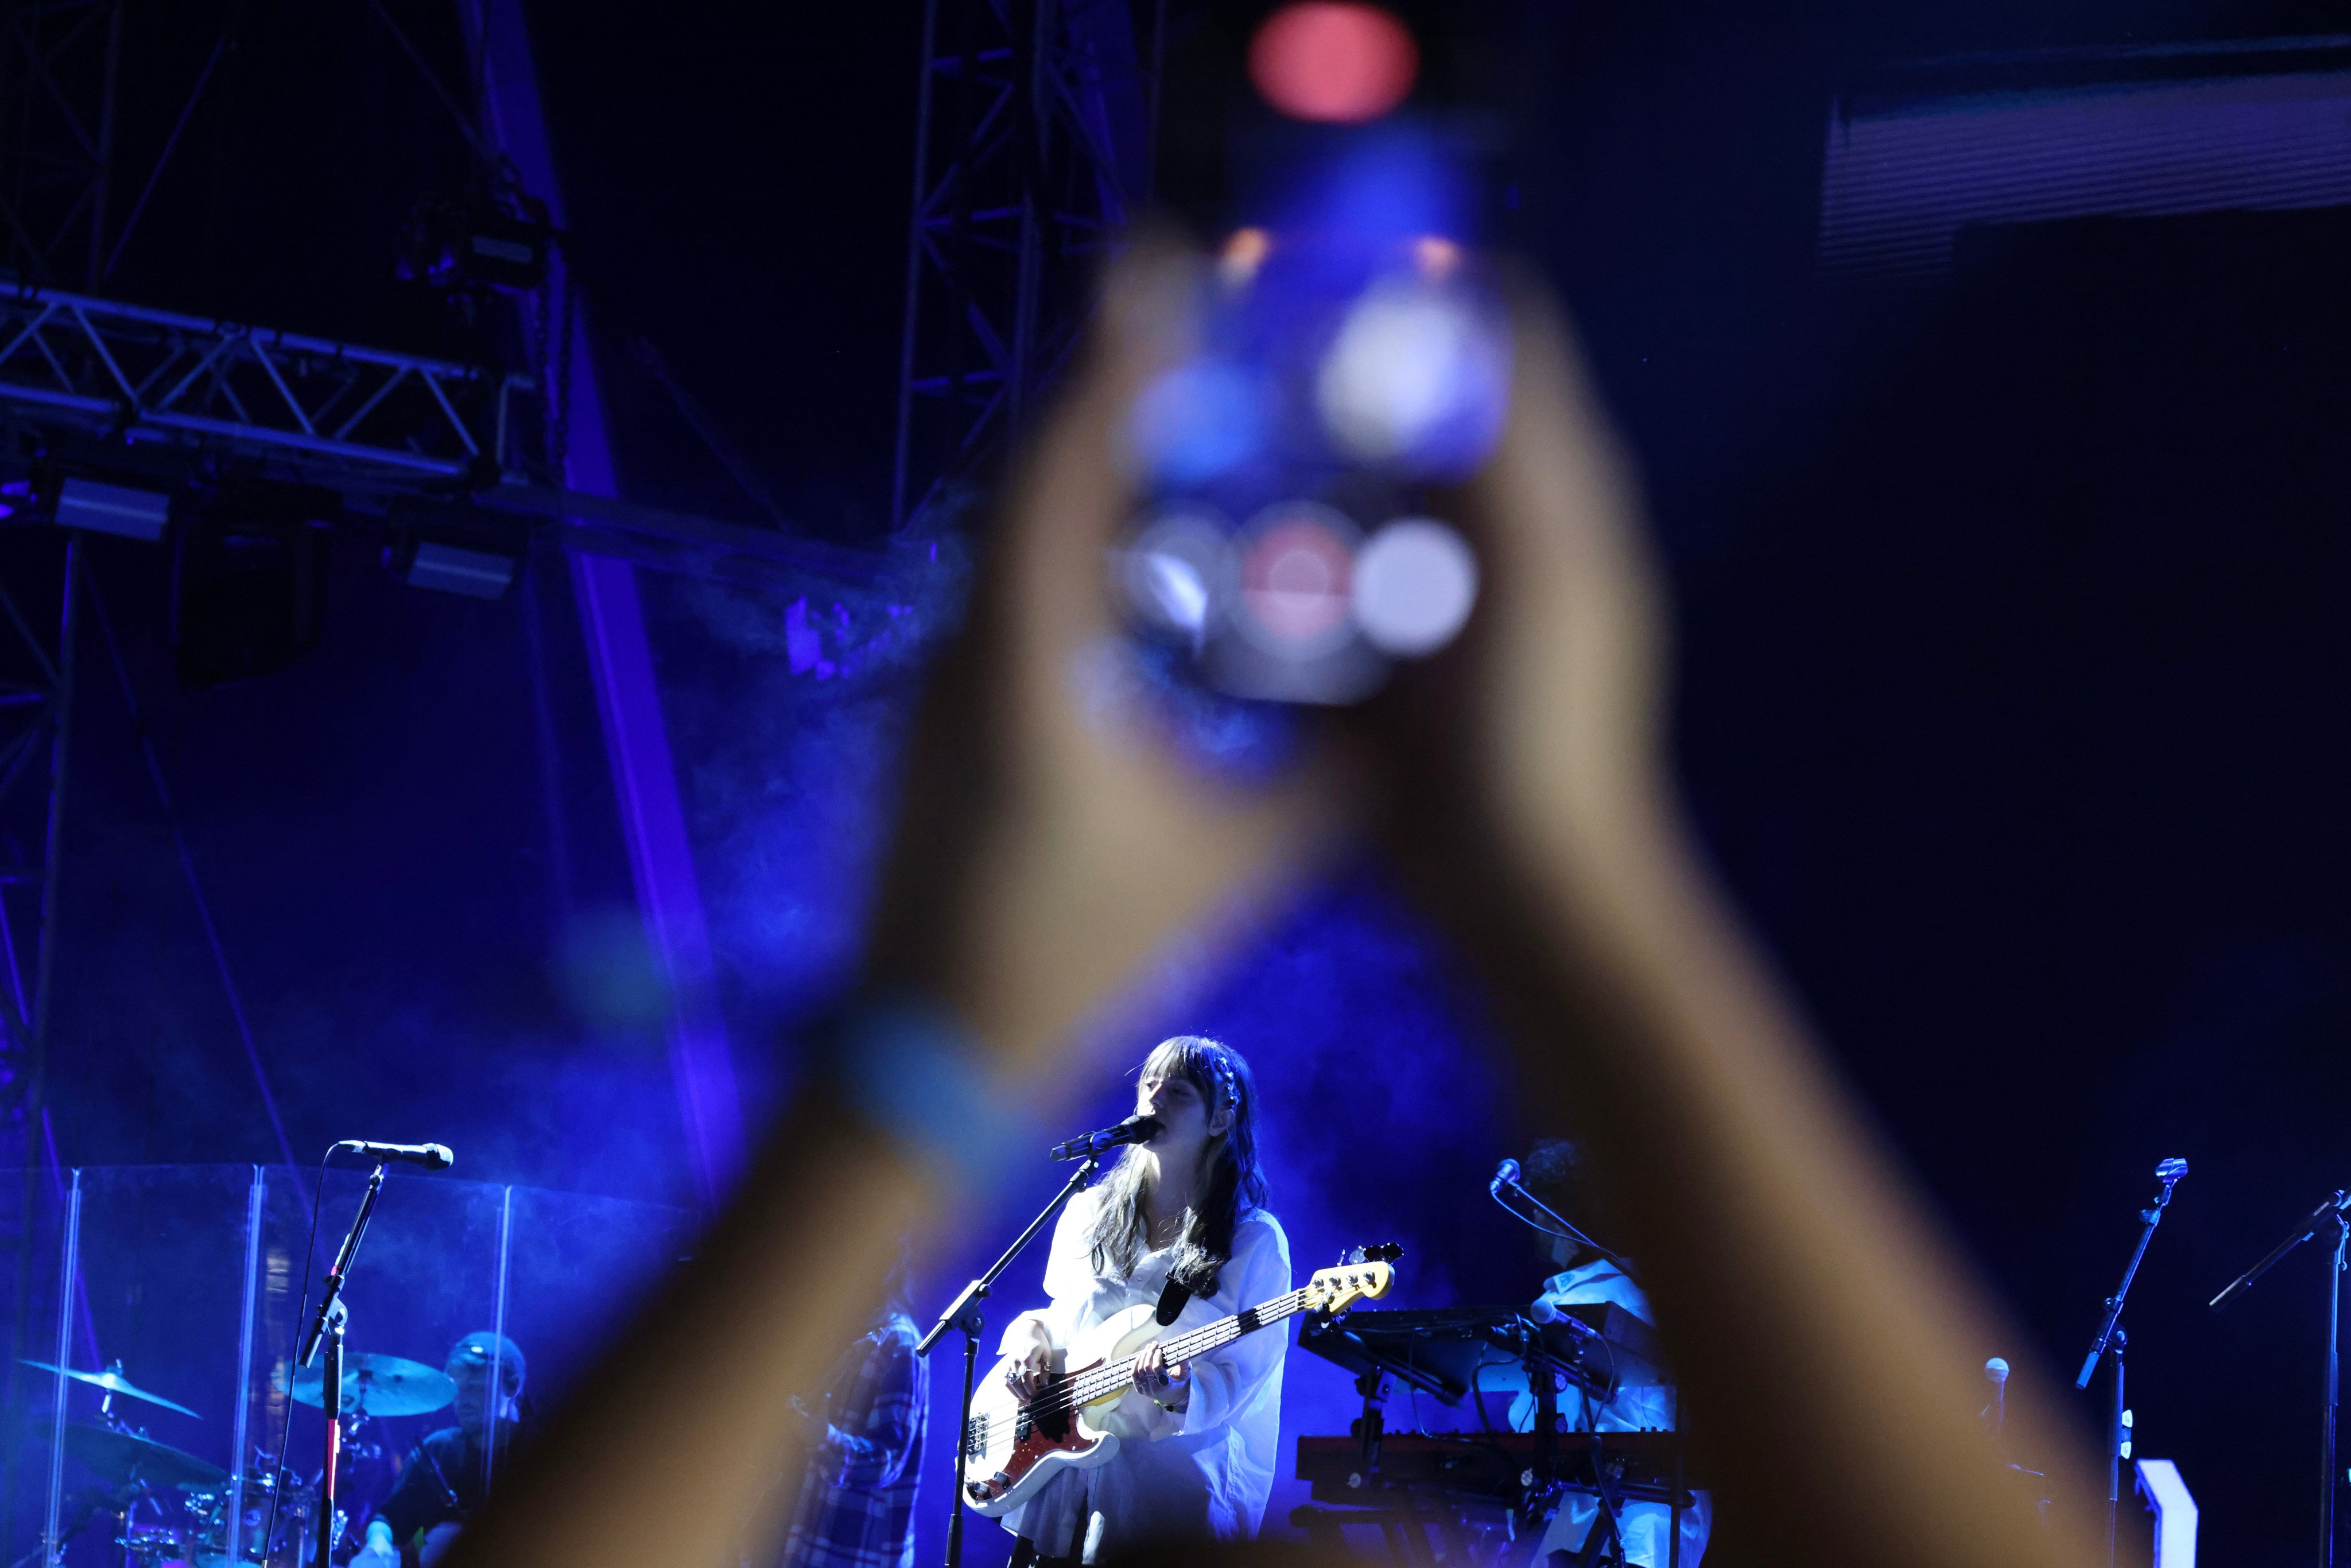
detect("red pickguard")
[963,1359,1111,1508]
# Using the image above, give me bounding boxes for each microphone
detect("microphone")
[1049,1115,1161,1162]
[2156,1157,2188,1189]
[1491,1158,1522,1196]
[336,1140,455,1171]
[1983,1357,2009,1432]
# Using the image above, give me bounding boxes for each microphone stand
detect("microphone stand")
[1493,1172,1636,1276]
[298,1162,389,1568]
[2209,1188,2351,1568]
[919,1152,1101,1568]
[2075,1164,2183,1568]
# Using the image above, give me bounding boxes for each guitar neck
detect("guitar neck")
[1164,1287,1312,1364]
[1065,1286,1313,1409]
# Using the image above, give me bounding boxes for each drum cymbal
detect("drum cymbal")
[20,1361,200,1419]
[282,1352,453,1418]
[60,1424,227,1491]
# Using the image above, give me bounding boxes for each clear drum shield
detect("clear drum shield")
[0,1165,689,1567]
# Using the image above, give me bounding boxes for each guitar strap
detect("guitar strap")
[1154,1277,1192,1325]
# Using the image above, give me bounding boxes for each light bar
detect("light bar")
[405,540,519,600]
[55,476,171,541]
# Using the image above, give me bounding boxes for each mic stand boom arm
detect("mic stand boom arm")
[296,1161,390,1568]
[919,1153,1101,1568]
[1495,1172,1635,1276]
[2209,1188,2351,1568]
[2075,1173,2180,1391]
[2075,1165,2184,1568]
[2208,1190,2349,1313]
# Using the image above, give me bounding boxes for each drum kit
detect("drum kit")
[24,1350,457,1567]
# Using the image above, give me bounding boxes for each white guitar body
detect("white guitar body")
[957,1252,1398,1521]
[963,1303,1164,1518]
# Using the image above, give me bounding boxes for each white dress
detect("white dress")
[996,1187,1291,1562]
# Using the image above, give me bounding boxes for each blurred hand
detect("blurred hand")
[862,244,1365,1078]
[859,243,1674,1083]
[442,233,2098,1568]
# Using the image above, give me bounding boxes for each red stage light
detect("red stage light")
[1248,3,1418,125]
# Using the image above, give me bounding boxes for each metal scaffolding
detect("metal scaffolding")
[0,284,538,487]
[0,282,880,583]
[0,0,121,289]
[891,0,1167,527]
[0,530,71,1169]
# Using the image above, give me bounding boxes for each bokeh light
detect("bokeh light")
[1129,359,1271,484]
[1316,277,1510,473]
[1220,226,1273,286]
[1248,2,1419,125]
[1123,506,1236,649]
[1237,503,1358,652]
[1353,517,1479,656]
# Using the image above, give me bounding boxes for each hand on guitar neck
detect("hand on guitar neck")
[1131,1340,1188,1412]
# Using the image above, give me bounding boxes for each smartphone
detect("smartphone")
[1116,122,1508,718]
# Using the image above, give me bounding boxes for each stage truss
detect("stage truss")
[891,0,1167,526]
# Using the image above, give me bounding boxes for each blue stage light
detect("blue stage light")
[406,541,519,600]
[55,476,171,542]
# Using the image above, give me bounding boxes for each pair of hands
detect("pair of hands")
[1006,1331,1190,1412]
[860,239,2105,1568]
[432,234,2104,1568]
[862,240,1666,1097]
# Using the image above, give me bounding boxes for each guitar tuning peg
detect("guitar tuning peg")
[1340,1246,1364,1266]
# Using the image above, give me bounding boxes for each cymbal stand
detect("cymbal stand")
[918,1152,1100,1568]
[2210,1188,2351,1568]
[92,1362,151,1446]
[2075,1160,2185,1568]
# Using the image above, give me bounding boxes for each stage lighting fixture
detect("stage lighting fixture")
[391,510,528,600]
[397,195,553,294]
[172,479,338,688]
[54,475,172,541]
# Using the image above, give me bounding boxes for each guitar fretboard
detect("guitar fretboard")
[1058,1286,1314,1411]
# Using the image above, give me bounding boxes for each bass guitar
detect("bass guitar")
[960,1245,1400,1517]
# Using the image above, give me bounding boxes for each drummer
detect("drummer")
[370,1332,528,1567]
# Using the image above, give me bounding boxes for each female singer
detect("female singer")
[998,1035,1289,1566]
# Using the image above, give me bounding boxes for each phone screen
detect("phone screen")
[1117,120,1508,716]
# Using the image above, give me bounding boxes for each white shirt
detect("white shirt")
[1510,1259,1710,1568]
[996,1187,1291,1561]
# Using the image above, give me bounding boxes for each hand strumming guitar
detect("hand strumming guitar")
[1004,1321,1055,1403]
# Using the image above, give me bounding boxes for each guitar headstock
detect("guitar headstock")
[1305,1244,1402,1315]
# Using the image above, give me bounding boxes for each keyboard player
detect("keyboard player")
[1508,1142,1711,1568]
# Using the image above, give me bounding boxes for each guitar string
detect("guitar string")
[974,1270,1390,1441]
[981,1288,1314,1434]
[984,1278,1383,1433]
